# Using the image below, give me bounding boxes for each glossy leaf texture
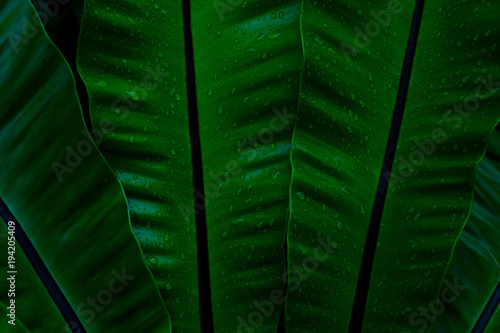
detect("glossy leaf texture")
[77,1,199,332]
[431,128,500,333]
[78,0,303,331]
[4,0,500,332]
[0,218,67,333]
[286,0,500,332]
[0,0,170,332]
[364,0,499,330]
[191,0,302,331]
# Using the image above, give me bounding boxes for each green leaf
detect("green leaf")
[432,128,500,333]
[0,0,170,331]
[77,0,302,331]
[286,0,500,332]
[191,0,302,331]
[4,0,500,331]
[77,1,200,331]
[0,218,67,333]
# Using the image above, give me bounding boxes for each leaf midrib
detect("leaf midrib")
[0,197,86,333]
[181,0,214,331]
[347,0,427,331]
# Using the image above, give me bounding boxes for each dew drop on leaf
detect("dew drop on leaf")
[147,256,158,266]
[296,191,305,200]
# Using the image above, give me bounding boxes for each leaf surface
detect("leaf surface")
[0,1,170,331]
[0,218,67,333]
[191,0,302,331]
[77,1,200,331]
[78,0,303,331]
[432,128,500,333]
[286,0,500,332]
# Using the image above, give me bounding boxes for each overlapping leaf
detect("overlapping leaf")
[77,1,200,331]
[191,0,302,331]
[432,128,500,332]
[78,0,302,331]
[1,0,500,332]
[286,0,500,332]
[0,219,67,333]
[0,1,170,331]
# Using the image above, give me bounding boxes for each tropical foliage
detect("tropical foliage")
[0,0,499,332]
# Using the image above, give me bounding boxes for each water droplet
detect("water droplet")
[230,217,243,225]
[267,32,281,40]
[254,33,265,43]
[127,91,139,101]
[147,256,158,265]
[244,46,256,54]
[298,244,307,255]
[341,187,349,196]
